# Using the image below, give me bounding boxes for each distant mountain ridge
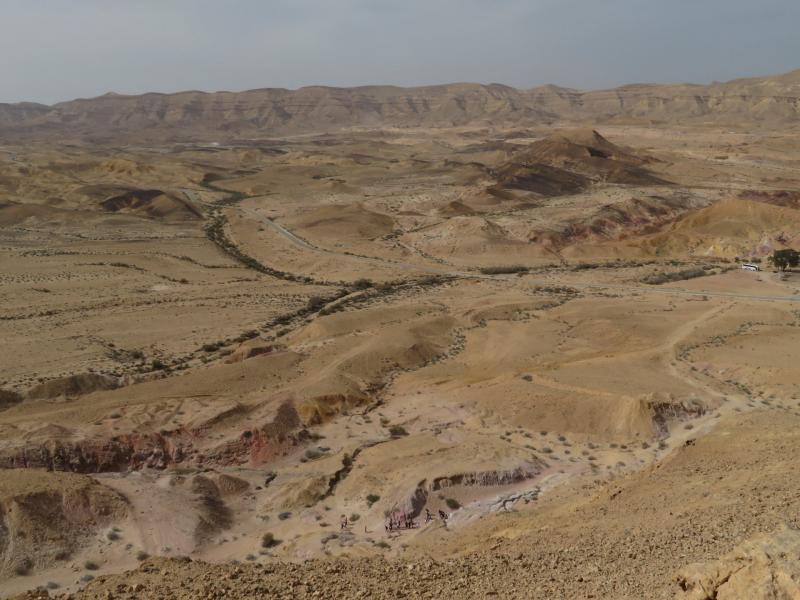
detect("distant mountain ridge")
[1,69,799,140]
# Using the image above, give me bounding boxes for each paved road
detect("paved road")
[184,189,800,304]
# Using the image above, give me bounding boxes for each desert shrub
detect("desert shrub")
[0,388,23,411]
[304,448,323,460]
[261,531,280,548]
[445,498,461,510]
[642,267,707,285]
[388,425,408,437]
[375,541,390,549]
[349,513,360,522]
[278,511,292,520]
[106,530,120,541]
[135,551,149,561]
[83,561,99,571]
[13,558,32,576]
[479,265,528,275]
[352,278,373,290]
[307,296,327,311]
[366,494,380,507]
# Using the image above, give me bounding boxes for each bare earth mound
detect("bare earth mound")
[0,470,127,579]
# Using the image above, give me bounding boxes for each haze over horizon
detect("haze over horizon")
[2,0,799,105]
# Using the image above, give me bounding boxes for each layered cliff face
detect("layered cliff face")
[1,69,798,140]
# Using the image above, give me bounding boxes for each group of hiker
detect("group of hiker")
[384,508,449,533]
[338,507,451,534]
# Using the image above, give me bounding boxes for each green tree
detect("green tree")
[769,249,800,271]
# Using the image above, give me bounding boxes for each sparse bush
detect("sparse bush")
[642,267,707,285]
[261,532,280,548]
[304,448,323,460]
[479,265,528,275]
[445,498,461,510]
[13,558,32,576]
[349,513,360,522]
[388,425,408,437]
[352,278,373,290]
[135,551,149,561]
[0,388,23,410]
[366,494,380,507]
[307,296,327,311]
[278,511,292,520]
[375,541,390,549]
[83,560,99,571]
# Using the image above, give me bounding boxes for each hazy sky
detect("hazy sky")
[1,0,799,104]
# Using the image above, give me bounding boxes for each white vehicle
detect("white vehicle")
[741,263,760,271]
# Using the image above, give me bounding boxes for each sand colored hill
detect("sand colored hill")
[505,129,669,186]
[642,198,800,257]
[493,162,591,196]
[99,189,202,221]
[282,203,395,245]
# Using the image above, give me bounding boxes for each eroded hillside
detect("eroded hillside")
[2,116,800,598]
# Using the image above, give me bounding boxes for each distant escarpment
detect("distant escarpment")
[1,69,799,141]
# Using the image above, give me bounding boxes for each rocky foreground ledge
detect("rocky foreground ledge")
[13,524,800,600]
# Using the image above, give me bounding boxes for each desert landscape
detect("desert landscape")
[2,68,800,599]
